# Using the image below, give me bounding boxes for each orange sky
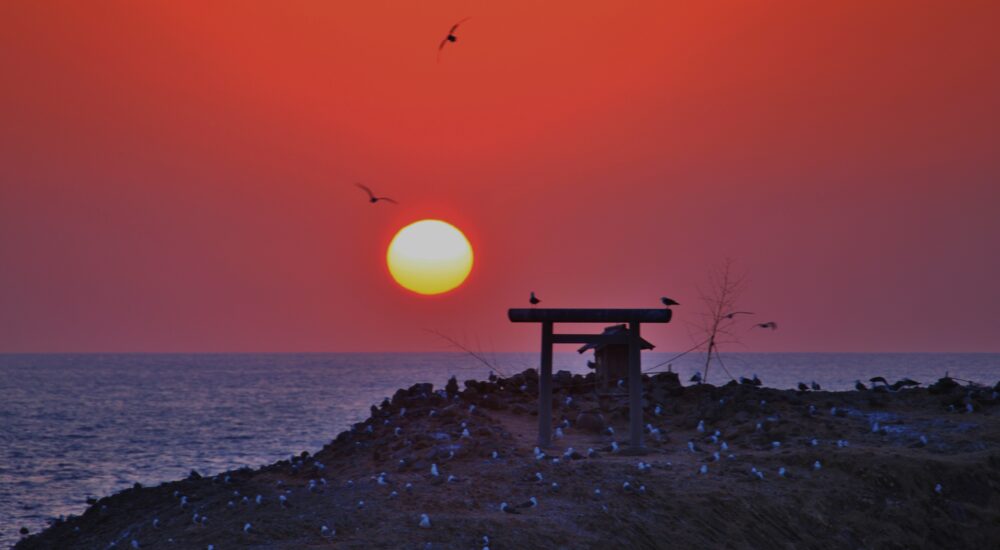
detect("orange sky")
[1,0,998,352]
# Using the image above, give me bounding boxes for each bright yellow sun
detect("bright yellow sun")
[386,219,473,295]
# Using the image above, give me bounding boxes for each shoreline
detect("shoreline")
[14,370,1000,549]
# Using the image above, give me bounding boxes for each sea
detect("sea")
[1,352,998,546]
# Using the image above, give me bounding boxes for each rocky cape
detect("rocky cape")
[14,370,1000,549]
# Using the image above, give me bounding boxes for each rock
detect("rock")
[929,377,959,394]
[553,370,573,389]
[576,410,607,433]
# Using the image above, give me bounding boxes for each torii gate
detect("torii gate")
[508,308,672,454]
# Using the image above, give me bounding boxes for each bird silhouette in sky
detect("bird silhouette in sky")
[355,183,397,205]
[754,321,778,330]
[660,297,679,307]
[724,311,754,319]
[529,292,541,306]
[438,17,470,60]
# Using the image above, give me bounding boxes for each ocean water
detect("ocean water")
[1,352,998,546]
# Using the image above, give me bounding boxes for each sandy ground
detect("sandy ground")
[14,370,1000,549]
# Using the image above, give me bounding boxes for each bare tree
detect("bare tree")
[694,258,749,384]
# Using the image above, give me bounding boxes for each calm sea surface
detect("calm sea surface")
[1,352,998,546]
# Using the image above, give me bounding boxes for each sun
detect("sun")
[386,219,473,295]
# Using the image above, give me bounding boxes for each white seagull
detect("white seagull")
[419,514,431,528]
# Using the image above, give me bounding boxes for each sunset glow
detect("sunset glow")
[386,220,473,295]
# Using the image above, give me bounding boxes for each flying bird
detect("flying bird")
[355,183,397,205]
[438,18,471,60]
[529,291,540,305]
[754,322,778,330]
[724,311,753,319]
[660,297,680,307]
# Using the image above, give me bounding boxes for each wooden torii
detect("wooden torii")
[508,308,672,454]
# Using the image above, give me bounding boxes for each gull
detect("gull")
[724,311,753,319]
[617,379,625,389]
[560,419,571,429]
[529,292,540,305]
[855,380,867,391]
[377,473,388,485]
[534,471,544,482]
[660,297,680,307]
[520,496,538,508]
[347,480,354,487]
[934,483,942,494]
[696,420,705,433]
[241,496,249,504]
[711,451,720,462]
[431,464,440,477]
[594,488,602,497]
[690,371,702,383]
[492,450,499,459]
[357,500,365,509]
[720,441,729,451]
[390,490,398,498]
[836,439,849,447]
[797,382,809,392]
[778,467,787,477]
[699,464,708,475]
[755,422,763,432]
[611,441,620,453]
[400,407,406,417]
[623,481,632,491]
[808,404,817,416]
[918,435,928,447]
[243,523,252,533]
[750,467,764,480]
[813,460,822,470]
[321,525,332,536]
[255,494,262,505]
[461,428,471,438]
[554,427,564,439]
[419,514,432,529]
[405,482,413,492]
[654,404,662,416]
[355,183,397,204]
[278,495,288,507]
[551,481,560,492]
[754,322,777,330]
[606,426,616,436]
[152,518,159,528]
[394,427,402,436]
[438,17,471,58]
[447,474,457,483]
[563,447,575,459]
[565,396,573,406]
[587,448,597,458]
[687,441,697,453]
[638,485,646,493]
[771,441,781,449]
[637,461,650,472]
[500,502,519,514]
[469,404,476,413]
[811,381,821,391]
[810,438,819,447]
[180,496,188,508]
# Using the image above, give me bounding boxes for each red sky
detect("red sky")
[1,1,998,353]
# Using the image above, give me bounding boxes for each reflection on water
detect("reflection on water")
[1,352,997,546]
